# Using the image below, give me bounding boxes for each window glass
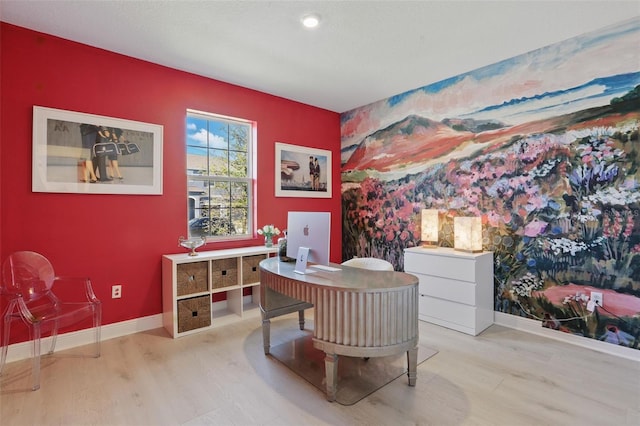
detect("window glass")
[186,110,253,239]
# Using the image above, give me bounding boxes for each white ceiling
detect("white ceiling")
[1,1,639,113]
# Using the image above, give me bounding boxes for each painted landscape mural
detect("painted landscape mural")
[340,18,640,349]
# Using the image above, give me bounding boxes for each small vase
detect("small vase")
[264,235,273,247]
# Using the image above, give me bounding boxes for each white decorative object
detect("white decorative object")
[404,247,493,336]
[420,209,439,247]
[454,216,482,253]
[178,236,206,256]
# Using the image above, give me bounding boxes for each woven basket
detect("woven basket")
[211,258,238,289]
[176,261,208,296]
[177,295,211,333]
[242,255,264,285]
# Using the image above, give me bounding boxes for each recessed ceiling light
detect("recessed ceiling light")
[302,14,320,29]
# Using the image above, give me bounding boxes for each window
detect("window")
[186,110,253,240]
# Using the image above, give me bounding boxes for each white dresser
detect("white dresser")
[404,247,494,336]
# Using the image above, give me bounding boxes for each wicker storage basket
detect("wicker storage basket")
[242,255,263,285]
[176,261,209,296]
[177,295,211,333]
[211,258,238,289]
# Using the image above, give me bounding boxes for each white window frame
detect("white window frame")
[186,109,255,241]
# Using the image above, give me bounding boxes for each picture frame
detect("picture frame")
[32,106,163,195]
[275,142,332,198]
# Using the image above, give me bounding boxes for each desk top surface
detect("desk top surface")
[260,257,418,291]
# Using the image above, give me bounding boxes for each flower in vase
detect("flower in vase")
[257,224,281,239]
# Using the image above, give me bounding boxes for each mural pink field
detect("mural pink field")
[340,18,640,349]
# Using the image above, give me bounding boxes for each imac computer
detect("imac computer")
[286,211,331,271]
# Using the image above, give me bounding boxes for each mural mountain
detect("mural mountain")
[343,96,638,182]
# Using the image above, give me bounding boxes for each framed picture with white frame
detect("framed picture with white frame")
[275,142,332,198]
[32,105,163,195]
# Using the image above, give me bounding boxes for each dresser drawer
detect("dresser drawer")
[405,251,477,282]
[417,274,477,306]
[419,295,477,329]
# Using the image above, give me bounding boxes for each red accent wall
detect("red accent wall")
[0,23,341,341]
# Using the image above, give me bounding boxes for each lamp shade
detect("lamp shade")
[421,209,439,246]
[454,216,482,252]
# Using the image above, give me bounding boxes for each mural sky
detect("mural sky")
[341,17,640,158]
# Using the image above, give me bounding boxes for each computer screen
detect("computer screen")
[286,211,331,266]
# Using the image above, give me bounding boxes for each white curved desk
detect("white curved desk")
[259,258,419,401]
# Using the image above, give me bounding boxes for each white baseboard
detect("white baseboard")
[3,314,163,364]
[494,312,639,362]
[5,311,638,364]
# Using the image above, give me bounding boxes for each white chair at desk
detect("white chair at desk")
[341,257,394,271]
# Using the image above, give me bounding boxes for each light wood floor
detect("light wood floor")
[1,312,639,426]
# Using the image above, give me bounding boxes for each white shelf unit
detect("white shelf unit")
[162,246,277,338]
[404,247,494,336]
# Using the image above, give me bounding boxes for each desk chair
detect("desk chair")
[341,257,394,271]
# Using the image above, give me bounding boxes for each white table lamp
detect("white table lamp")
[421,209,439,247]
[454,216,482,253]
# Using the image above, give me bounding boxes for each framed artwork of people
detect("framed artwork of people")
[275,142,331,198]
[32,106,163,195]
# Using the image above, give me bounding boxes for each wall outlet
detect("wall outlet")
[112,284,122,299]
[590,291,603,307]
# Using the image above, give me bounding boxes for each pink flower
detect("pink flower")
[486,211,502,227]
[524,184,540,196]
[527,195,545,210]
[603,214,611,238]
[502,211,513,224]
[612,211,622,236]
[524,219,548,237]
[624,214,634,238]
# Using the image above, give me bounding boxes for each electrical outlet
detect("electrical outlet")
[112,284,122,299]
[590,291,603,307]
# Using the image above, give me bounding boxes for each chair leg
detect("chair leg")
[298,310,305,330]
[94,305,102,358]
[0,320,10,376]
[48,318,59,355]
[0,300,17,376]
[31,323,42,391]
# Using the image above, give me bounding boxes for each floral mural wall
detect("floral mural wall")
[340,18,640,349]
